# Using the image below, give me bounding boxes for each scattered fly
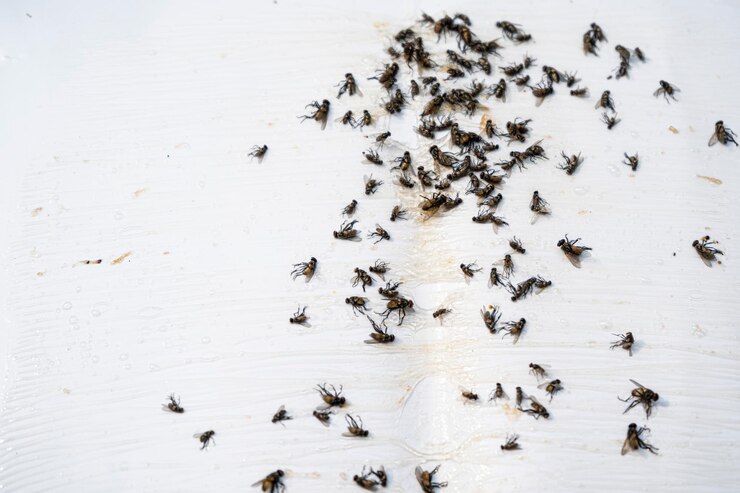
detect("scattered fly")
[601,112,620,130]
[693,235,724,266]
[364,315,395,344]
[291,257,317,282]
[481,305,502,333]
[623,152,639,171]
[460,261,482,278]
[342,199,358,216]
[416,465,447,493]
[289,305,309,325]
[557,235,592,268]
[708,121,738,146]
[365,175,383,195]
[352,267,374,292]
[346,296,369,315]
[272,405,292,425]
[390,205,408,221]
[343,414,370,437]
[539,379,563,401]
[252,470,286,493]
[529,363,547,380]
[313,409,332,427]
[595,90,615,111]
[611,332,635,356]
[298,99,330,130]
[248,145,268,162]
[501,317,526,343]
[337,73,361,98]
[509,236,526,253]
[489,383,509,402]
[195,430,216,450]
[163,394,184,413]
[521,395,549,419]
[654,80,680,102]
[501,434,521,451]
[622,423,659,456]
[334,220,361,241]
[619,379,660,418]
[369,224,390,244]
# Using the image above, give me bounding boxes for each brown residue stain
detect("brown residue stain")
[479,113,491,131]
[62,388,72,394]
[31,207,43,217]
[163,251,170,255]
[338,472,348,481]
[372,21,387,30]
[174,142,190,149]
[133,188,148,197]
[668,126,679,134]
[307,472,321,479]
[80,259,102,265]
[111,252,133,265]
[267,122,274,127]
[697,175,722,185]
[502,403,521,418]
[36,271,45,277]
[578,209,592,215]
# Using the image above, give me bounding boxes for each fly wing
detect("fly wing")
[415,466,425,485]
[708,131,719,147]
[564,251,582,268]
[629,379,646,389]
[250,478,266,488]
[621,436,632,456]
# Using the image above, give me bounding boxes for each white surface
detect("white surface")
[1,1,739,491]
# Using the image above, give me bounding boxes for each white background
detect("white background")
[1,0,739,491]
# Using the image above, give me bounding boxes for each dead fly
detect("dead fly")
[445,67,465,80]
[611,332,635,356]
[560,70,579,86]
[435,178,451,190]
[352,267,374,292]
[483,120,502,139]
[508,277,538,302]
[709,120,738,146]
[368,224,390,244]
[512,74,531,89]
[478,57,491,75]
[410,79,420,98]
[355,110,373,129]
[272,405,292,425]
[542,65,563,84]
[480,169,505,185]
[387,47,400,59]
[612,61,630,80]
[500,434,521,451]
[460,261,482,278]
[534,276,552,290]
[395,28,415,42]
[343,414,369,437]
[634,47,646,62]
[334,220,361,241]
[619,379,660,418]
[346,296,369,315]
[558,151,583,175]
[530,190,551,220]
[380,296,414,324]
[390,205,408,222]
[365,175,383,195]
[313,409,332,426]
[500,62,524,77]
[570,87,589,97]
[195,430,216,450]
[529,363,548,380]
[595,90,615,111]
[419,192,451,216]
[291,257,317,282]
[539,379,563,401]
[342,199,358,216]
[583,31,598,56]
[472,209,508,227]
[385,89,407,114]
[365,315,395,344]
[622,423,658,455]
[489,383,509,402]
[392,151,412,172]
[513,32,532,44]
[163,394,184,413]
[496,20,523,40]
[499,254,515,277]
[315,383,346,408]
[298,99,330,130]
[337,73,361,98]
[462,390,479,401]
[521,395,549,419]
[423,96,446,117]
[488,79,507,101]
[654,80,679,102]
[253,470,286,493]
[371,131,391,149]
[368,62,399,91]
[509,236,527,253]
[363,149,384,165]
[557,235,592,267]
[378,280,402,299]
[531,81,554,106]
[590,22,607,43]
[501,317,526,343]
[353,467,380,491]
[615,44,631,64]
[419,11,435,25]
[248,145,268,162]
[370,466,387,487]
[515,387,525,408]
[693,235,724,266]
[505,118,532,143]
[525,140,548,161]
[447,50,474,71]
[289,305,309,325]
[433,308,451,319]
[417,166,438,188]
[488,266,504,288]
[623,152,639,171]
[368,259,390,280]
[397,173,416,189]
[478,193,504,210]
[481,305,502,333]
[416,465,448,493]
[601,112,621,130]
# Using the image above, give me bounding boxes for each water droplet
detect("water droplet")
[91,310,101,317]
[62,302,72,310]
[149,364,160,372]
[114,211,123,220]
[69,316,78,324]
[138,306,163,319]
[640,277,651,285]
[92,356,100,363]
[574,187,589,196]
[599,321,611,329]
[607,164,621,177]
[201,337,211,344]
[119,353,129,361]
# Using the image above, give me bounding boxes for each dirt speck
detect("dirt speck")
[31,207,43,217]
[339,472,348,480]
[111,252,133,265]
[80,259,102,265]
[668,126,679,134]
[62,388,71,394]
[36,271,45,277]
[578,209,592,215]
[697,175,722,185]
[372,21,387,30]
[163,251,170,255]
[133,188,148,197]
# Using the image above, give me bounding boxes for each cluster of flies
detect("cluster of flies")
[176,8,737,492]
